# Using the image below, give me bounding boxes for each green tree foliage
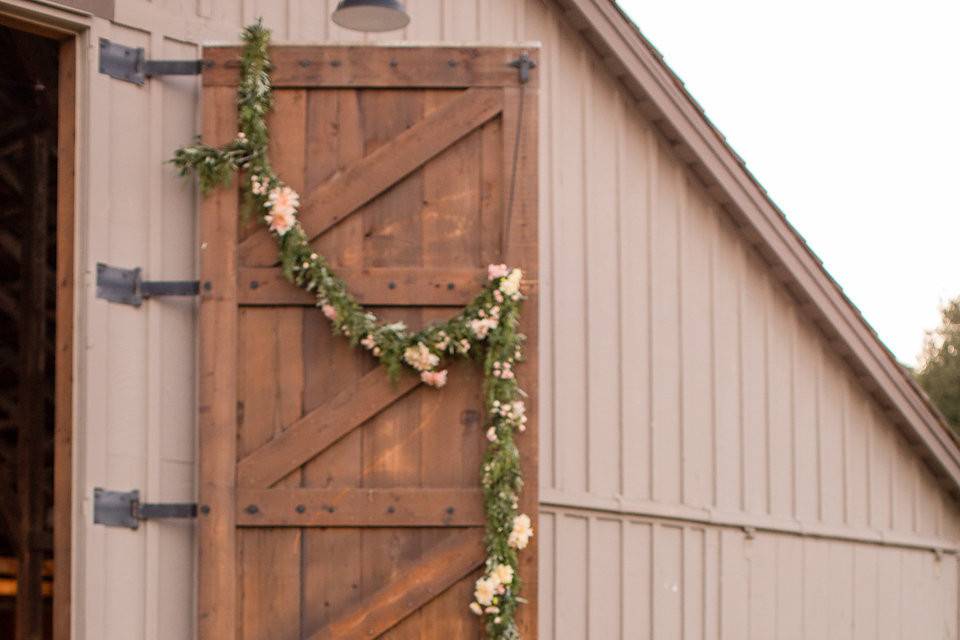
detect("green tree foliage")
[916,297,960,431]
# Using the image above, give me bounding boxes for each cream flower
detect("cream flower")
[469,602,483,616]
[469,317,498,340]
[403,342,440,372]
[250,174,268,196]
[264,208,296,236]
[266,185,300,215]
[420,370,448,388]
[361,335,377,350]
[491,564,514,586]
[508,514,533,550]
[474,577,498,606]
[487,263,510,280]
[499,268,523,296]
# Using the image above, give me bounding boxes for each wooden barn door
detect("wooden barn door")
[197,46,538,639]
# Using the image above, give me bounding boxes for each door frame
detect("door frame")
[0,4,82,639]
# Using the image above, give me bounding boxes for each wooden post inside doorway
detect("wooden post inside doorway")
[0,11,76,640]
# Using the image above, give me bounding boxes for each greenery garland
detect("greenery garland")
[173,22,531,639]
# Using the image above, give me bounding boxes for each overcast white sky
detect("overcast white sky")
[616,0,960,366]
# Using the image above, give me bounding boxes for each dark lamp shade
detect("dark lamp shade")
[331,0,410,32]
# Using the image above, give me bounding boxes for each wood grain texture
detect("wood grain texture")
[197,85,239,640]
[52,35,74,640]
[239,87,503,265]
[237,367,421,489]
[236,488,484,527]
[199,43,537,638]
[204,46,539,88]
[238,266,486,306]
[306,530,485,640]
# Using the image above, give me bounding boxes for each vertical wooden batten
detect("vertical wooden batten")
[196,86,239,640]
[53,34,76,640]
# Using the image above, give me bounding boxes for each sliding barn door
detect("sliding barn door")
[197,46,538,639]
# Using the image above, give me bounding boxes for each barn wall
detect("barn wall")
[540,506,960,640]
[15,0,956,638]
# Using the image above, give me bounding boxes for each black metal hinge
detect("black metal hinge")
[509,52,537,84]
[96,263,199,307]
[99,38,210,86]
[93,488,197,530]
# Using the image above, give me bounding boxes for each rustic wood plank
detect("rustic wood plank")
[53,36,75,640]
[197,85,239,640]
[238,367,421,488]
[239,87,503,265]
[236,488,484,527]
[306,530,485,640]
[204,46,538,88]
[503,83,540,638]
[236,91,309,638]
[300,86,369,635]
[16,132,48,640]
[236,308,305,640]
[415,91,487,635]
[238,266,487,306]
[353,89,430,640]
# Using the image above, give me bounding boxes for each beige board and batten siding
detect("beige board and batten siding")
[11,0,956,638]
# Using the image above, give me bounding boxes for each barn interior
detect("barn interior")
[0,23,59,640]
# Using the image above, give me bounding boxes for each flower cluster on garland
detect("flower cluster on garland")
[172,22,532,639]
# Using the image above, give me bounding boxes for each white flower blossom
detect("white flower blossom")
[491,564,514,586]
[499,268,523,296]
[403,342,440,372]
[474,576,498,606]
[508,513,533,550]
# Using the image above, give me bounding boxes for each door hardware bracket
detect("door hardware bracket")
[93,488,197,530]
[509,52,537,84]
[96,262,199,307]
[99,38,210,85]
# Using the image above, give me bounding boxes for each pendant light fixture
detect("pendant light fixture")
[332,0,410,32]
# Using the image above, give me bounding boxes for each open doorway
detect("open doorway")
[0,21,73,640]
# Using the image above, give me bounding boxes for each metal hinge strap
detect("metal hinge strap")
[99,38,209,86]
[94,488,197,530]
[96,263,199,307]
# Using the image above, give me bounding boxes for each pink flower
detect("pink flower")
[264,208,296,236]
[487,263,510,280]
[421,370,448,388]
[486,427,497,442]
[267,185,300,215]
[321,304,337,320]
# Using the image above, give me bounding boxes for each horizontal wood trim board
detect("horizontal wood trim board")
[563,0,960,490]
[238,368,420,489]
[240,87,503,265]
[236,488,484,527]
[540,491,959,554]
[307,529,485,639]
[238,267,487,307]
[203,46,539,88]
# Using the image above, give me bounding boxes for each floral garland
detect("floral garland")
[173,22,531,639]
